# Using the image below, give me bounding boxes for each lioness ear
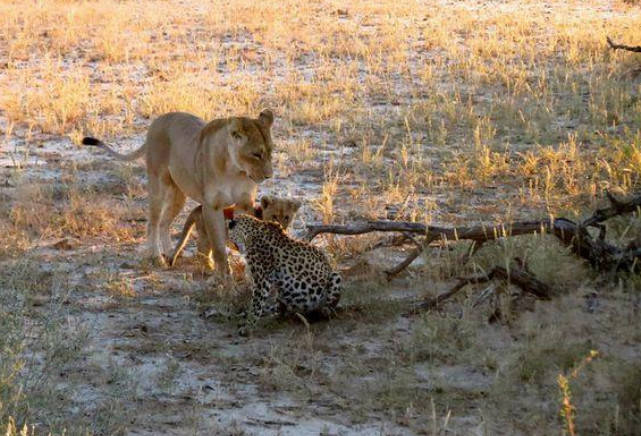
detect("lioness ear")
[229,118,242,140]
[258,109,274,128]
[260,195,272,209]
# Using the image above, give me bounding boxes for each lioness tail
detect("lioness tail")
[82,136,146,161]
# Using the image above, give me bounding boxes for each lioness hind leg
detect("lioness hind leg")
[148,179,165,265]
[159,186,185,256]
[202,206,231,278]
[170,205,200,267]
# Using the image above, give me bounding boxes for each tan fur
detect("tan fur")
[259,195,301,229]
[169,196,301,267]
[85,110,274,277]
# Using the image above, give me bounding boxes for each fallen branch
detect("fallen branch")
[385,245,425,278]
[413,274,493,311]
[304,221,428,240]
[305,219,562,241]
[410,264,552,313]
[581,191,641,228]
[245,417,297,427]
[607,36,641,53]
[306,193,641,273]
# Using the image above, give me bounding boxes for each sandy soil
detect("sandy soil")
[3,136,487,435]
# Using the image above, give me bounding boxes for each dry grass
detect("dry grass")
[1,171,140,260]
[1,0,641,434]
[1,1,638,220]
[0,259,93,434]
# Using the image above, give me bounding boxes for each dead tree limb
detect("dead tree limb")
[495,265,552,300]
[304,221,428,240]
[581,191,641,228]
[402,232,424,250]
[607,36,641,53]
[305,219,559,242]
[385,236,487,279]
[385,234,438,278]
[306,193,641,273]
[385,245,425,278]
[410,264,552,313]
[307,218,623,275]
[412,274,492,311]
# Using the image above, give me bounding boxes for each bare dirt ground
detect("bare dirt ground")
[0,137,456,435]
[2,0,641,435]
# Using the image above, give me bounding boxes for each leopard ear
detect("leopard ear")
[260,195,272,209]
[258,109,274,128]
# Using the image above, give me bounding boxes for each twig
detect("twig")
[472,285,496,308]
[386,236,486,279]
[409,264,552,313]
[403,232,424,249]
[385,246,424,278]
[411,273,494,311]
[245,417,297,427]
[384,234,440,278]
[607,36,641,53]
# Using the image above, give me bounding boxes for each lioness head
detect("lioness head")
[260,195,301,229]
[227,109,274,183]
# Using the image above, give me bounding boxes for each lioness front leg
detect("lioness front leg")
[196,193,254,269]
[193,211,214,269]
[202,205,231,280]
[235,193,255,216]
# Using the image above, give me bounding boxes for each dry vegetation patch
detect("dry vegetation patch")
[1,0,641,434]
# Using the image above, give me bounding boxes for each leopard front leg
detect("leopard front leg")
[238,280,279,336]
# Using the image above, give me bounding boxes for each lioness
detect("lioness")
[82,110,274,277]
[169,195,301,267]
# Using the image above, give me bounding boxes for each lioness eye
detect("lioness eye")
[284,215,289,220]
[232,131,242,139]
[252,152,262,159]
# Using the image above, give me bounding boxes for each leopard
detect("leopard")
[227,214,341,335]
[169,195,301,267]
